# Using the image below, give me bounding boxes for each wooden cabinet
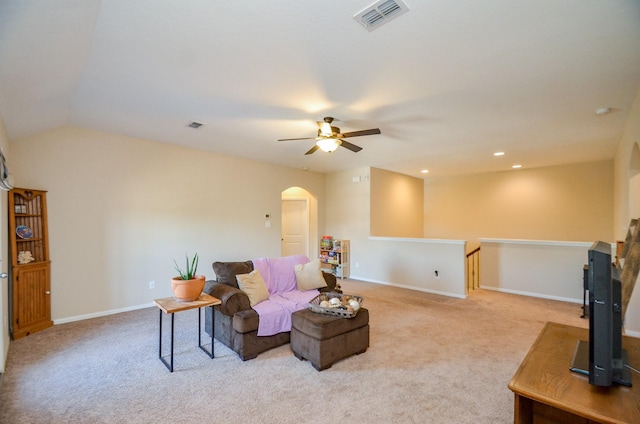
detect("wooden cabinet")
[320,238,350,279]
[8,188,52,339]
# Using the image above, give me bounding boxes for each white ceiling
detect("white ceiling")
[1,0,639,177]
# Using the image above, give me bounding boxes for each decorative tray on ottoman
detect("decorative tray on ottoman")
[308,292,364,318]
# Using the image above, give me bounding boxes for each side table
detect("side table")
[509,322,640,423]
[153,293,222,372]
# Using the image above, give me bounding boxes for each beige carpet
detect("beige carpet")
[0,280,587,423]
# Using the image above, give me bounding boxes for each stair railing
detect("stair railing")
[466,247,480,292]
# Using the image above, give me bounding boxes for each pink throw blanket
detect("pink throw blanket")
[251,255,319,336]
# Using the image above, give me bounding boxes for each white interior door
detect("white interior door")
[281,199,309,257]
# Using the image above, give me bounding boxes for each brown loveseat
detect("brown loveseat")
[204,258,339,361]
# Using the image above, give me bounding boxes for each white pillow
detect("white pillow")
[294,259,328,291]
[236,269,270,306]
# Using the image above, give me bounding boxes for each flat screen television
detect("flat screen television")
[570,240,632,386]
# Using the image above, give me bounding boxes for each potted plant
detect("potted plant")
[171,253,205,302]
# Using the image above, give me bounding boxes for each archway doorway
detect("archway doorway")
[281,187,318,259]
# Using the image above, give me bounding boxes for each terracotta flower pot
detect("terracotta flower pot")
[171,275,206,302]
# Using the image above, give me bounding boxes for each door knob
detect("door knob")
[0,272,7,279]
[45,291,51,295]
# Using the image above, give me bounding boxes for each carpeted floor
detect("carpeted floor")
[0,280,587,423]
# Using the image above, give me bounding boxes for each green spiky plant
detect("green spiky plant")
[173,253,199,280]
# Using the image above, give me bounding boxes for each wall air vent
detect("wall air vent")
[187,121,204,129]
[354,0,409,31]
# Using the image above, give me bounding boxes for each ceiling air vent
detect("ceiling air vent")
[354,0,409,31]
[187,121,204,129]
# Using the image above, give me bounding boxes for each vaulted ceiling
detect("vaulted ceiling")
[1,1,639,177]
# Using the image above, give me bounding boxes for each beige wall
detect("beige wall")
[480,240,591,302]
[424,160,614,250]
[10,126,326,322]
[325,167,466,297]
[325,167,371,244]
[324,160,618,300]
[370,167,423,237]
[614,82,640,239]
[614,82,640,334]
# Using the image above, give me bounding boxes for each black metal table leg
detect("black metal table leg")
[158,308,162,362]
[211,305,216,359]
[158,310,175,372]
[198,305,215,359]
[170,313,174,371]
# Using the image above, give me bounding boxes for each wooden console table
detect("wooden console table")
[508,322,640,424]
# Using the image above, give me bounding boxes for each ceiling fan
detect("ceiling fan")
[278,117,381,155]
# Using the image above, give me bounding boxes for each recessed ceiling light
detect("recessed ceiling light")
[595,107,612,115]
[421,169,429,174]
[494,151,505,157]
[512,164,522,169]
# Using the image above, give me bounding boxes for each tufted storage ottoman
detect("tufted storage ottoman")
[290,307,369,371]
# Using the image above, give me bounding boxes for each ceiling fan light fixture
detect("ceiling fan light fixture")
[317,138,341,153]
[279,116,377,155]
[320,122,333,137]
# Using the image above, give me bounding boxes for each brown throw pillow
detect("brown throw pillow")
[212,260,254,288]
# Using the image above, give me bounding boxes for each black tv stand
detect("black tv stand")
[570,340,632,387]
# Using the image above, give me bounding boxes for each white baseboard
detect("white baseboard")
[53,302,154,325]
[348,276,467,299]
[480,285,582,304]
[625,329,640,338]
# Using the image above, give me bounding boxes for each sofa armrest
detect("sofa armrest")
[233,308,259,333]
[204,280,252,316]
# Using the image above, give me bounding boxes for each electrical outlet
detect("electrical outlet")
[355,261,359,268]
[149,280,155,289]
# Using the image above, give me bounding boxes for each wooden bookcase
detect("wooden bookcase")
[320,238,350,279]
[8,188,53,339]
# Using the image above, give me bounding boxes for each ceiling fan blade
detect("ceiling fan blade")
[278,137,316,141]
[338,128,381,138]
[339,140,362,152]
[305,145,319,155]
